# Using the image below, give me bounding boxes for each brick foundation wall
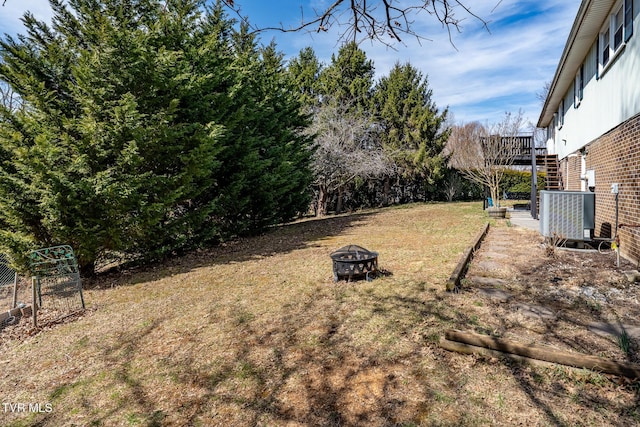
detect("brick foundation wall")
[565,155,583,191]
[585,113,640,265]
[559,158,567,189]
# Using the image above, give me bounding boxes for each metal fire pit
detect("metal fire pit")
[330,245,378,282]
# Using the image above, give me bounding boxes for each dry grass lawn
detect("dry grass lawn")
[1,202,639,426]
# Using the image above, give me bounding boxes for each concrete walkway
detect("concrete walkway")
[508,209,539,232]
[466,212,640,346]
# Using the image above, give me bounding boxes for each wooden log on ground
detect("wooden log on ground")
[446,222,490,292]
[443,329,640,379]
[439,337,558,369]
[0,305,33,324]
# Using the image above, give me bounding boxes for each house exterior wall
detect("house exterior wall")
[561,155,583,191]
[548,0,640,160]
[561,113,640,264]
[539,0,640,264]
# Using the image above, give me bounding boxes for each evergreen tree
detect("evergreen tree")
[256,42,313,224]
[373,62,449,202]
[212,28,313,236]
[318,42,374,112]
[0,0,225,274]
[286,47,322,112]
[0,0,312,273]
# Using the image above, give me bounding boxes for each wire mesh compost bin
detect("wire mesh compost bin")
[330,245,378,282]
[29,245,85,323]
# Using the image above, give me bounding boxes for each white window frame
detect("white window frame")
[599,1,631,76]
[574,64,584,107]
[558,99,564,129]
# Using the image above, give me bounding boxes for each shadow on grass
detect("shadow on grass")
[70,276,498,425]
[454,226,640,426]
[86,211,379,290]
[150,286,504,425]
[35,317,169,427]
[24,210,640,425]
[39,271,636,426]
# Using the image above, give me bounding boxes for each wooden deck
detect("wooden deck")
[490,135,545,165]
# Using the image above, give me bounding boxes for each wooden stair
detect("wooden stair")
[537,154,563,191]
[533,154,563,218]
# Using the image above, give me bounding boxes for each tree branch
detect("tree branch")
[222,0,490,47]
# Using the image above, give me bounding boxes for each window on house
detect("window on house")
[614,7,624,48]
[558,99,564,129]
[601,27,611,66]
[574,64,584,107]
[599,0,634,73]
[625,0,634,41]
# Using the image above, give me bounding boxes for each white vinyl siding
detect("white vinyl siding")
[545,0,639,161]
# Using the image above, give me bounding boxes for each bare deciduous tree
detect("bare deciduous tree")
[448,111,524,208]
[442,169,464,202]
[223,0,489,46]
[0,82,20,112]
[308,101,393,216]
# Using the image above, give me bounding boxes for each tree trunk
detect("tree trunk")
[336,186,344,214]
[317,185,328,217]
[490,171,501,207]
[79,259,96,278]
[382,177,391,206]
[490,186,499,208]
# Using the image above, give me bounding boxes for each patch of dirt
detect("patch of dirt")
[462,224,640,363]
[0,308,90,345]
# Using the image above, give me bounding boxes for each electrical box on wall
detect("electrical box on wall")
[539,191,595,241]
[586,170,595,188]
[611,183,619,194]
[580,170,596,189]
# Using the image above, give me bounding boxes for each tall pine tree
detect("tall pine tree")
[286,47,322,112]
[212,29,313,236]
[318,42,374,112]
[373,62,450,203]
[0,0,226,274]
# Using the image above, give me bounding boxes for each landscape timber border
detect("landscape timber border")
[440,329,640,379]
[446,222,490,292]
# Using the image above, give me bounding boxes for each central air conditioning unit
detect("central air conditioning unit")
[539,190,595,241]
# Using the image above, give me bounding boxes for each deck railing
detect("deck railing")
[481,135,546,164]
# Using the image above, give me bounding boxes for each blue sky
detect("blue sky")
[0,0,582,127]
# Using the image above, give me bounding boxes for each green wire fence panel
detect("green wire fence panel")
[0,254,17,308]
[28,245,85,321]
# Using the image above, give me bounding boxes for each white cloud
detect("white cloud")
[0,0,582,127]
[348,0,582,126]
[261,0,581,125]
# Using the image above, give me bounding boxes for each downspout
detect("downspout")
[580,153,587,192]
[614,188,620,267]
[531,140,538,219]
